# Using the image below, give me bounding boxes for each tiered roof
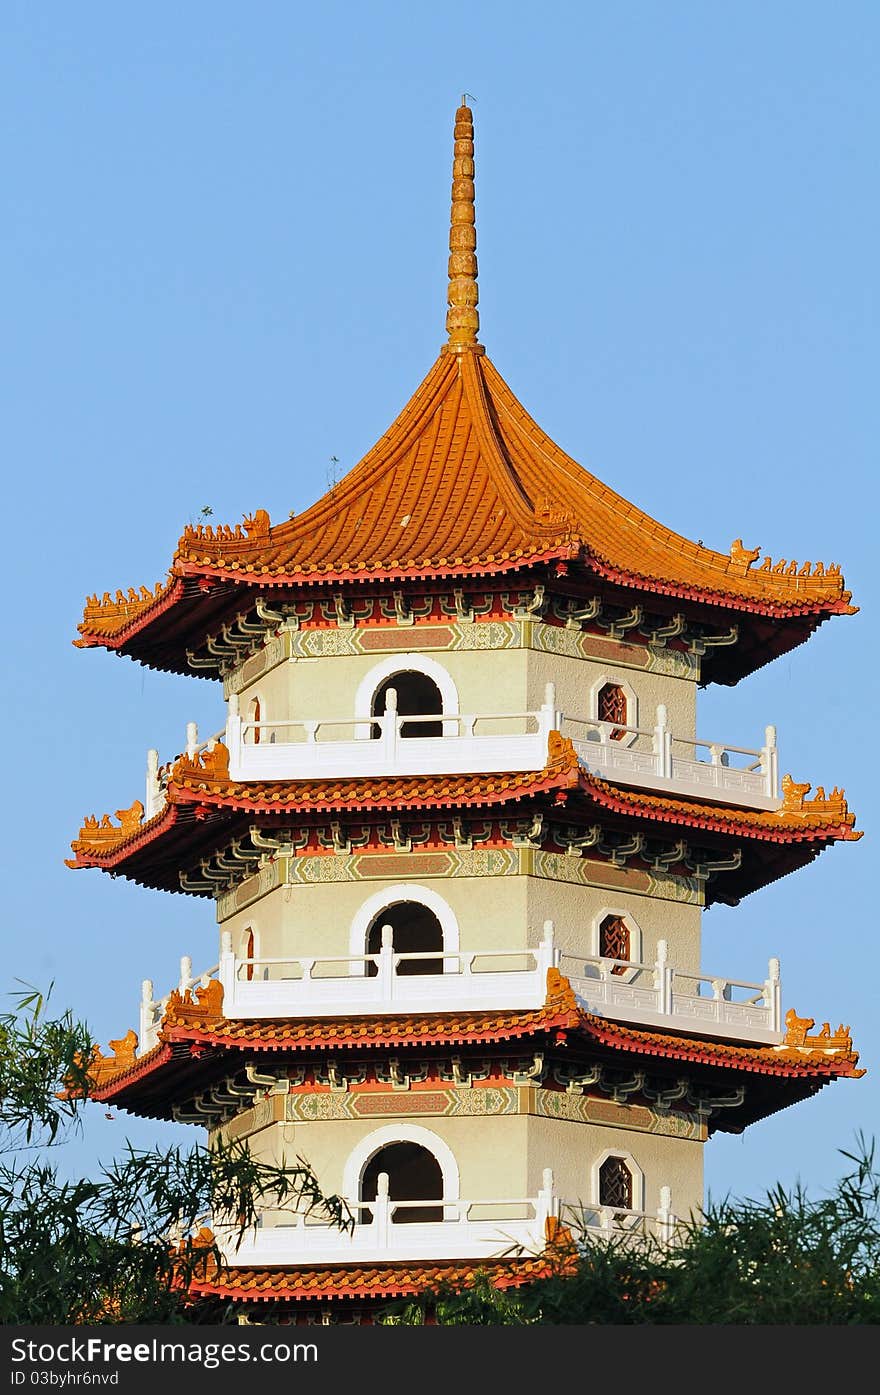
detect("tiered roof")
[186,1252,571,1309]
[84,969,863,1135]
[66,734,860,903]
[74,104,854,684]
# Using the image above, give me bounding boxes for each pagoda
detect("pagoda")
[68,102,863,1324]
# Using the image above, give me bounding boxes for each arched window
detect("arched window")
[599,913,630,976]
[247,697,262,745]
[360,1142,443,1225]
[366,901,444,977]
[371,671,444,739]
[597,682,627,741]
[242,927,255,983]
[598,1155,633,1212]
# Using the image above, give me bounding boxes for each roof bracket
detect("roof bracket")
[596,605,643,640]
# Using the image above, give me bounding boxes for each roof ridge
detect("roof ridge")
[459,351,568,540]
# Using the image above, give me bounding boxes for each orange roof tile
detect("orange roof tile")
[579,767,861,842]
[67,735,860,876]
[87,970,862,1113]
[75,102,854,675]
[187,1252,565,1305]
[77,345,854,653]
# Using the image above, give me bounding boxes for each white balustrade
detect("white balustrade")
[149,689,779,809]
[559,938,782,1044]
[565,706,779,809]
[138,955,219,1055]
[145,722,227,819]
[210,1168,678,1267]
[136,927,782,1048]
[224,684,559,781]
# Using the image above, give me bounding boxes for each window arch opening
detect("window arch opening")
[598,1155,633,1211]
[366,901,444,977]
[242,927,255,983]
[371,671,444,739]
[597,682,627,741]
[360,1142,443,1225]
[247,697,262,745]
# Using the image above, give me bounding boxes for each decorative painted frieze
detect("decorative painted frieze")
[222,618,697,697]
[215,844,701,920]
[280,1084,706,1140]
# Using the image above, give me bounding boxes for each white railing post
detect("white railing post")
[762,724,779,799]
[185,722,199,760]
[145,748,160,818]
[219,931,235,1013]
[766,956,782,1032]
[657,1185,675,1245]
[538,681,558,751]
[537,920,557,976]
[654,704,672,778]
[226,696,242,772]
[654,939,672,1016]
[383,688,398,765]
[378,925,395,1004]
[546,681,560,723]
[373,1173,391,1250]
[139,979,155,1054]
[536,1166,557,1242]
[179,955,193,995]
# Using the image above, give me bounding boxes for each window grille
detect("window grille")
[598,1155,633,1212]
[599,913,630,975]
[597,682,627,740]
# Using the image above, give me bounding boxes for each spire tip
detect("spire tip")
[445,99,480,351]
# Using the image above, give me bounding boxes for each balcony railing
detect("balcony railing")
[145,686,780,815]
[210,1169,678,1267]
[137,924,782,1054]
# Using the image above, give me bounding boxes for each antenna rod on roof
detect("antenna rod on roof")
[445,99,481,352]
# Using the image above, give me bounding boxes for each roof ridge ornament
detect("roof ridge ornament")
[444,99,482,353]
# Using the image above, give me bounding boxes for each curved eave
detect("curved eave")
[66,754,860,907]
[578,773,861,846]
[72,349,854,678]
[73,546,849,659]
[90,1004,862,1138]
[187,1253,556,1305]
[584,556,855,622]
[67,763,860,866]
[75,577,188,650]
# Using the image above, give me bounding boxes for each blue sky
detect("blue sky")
[3,3,877,1208]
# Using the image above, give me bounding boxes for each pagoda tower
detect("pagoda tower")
[69,102,863,1324]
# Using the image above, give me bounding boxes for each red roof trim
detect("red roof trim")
[76,578,188,649]
[187,1254,552,1303]
[587,557,849,621]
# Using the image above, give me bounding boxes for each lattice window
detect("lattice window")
[598,1155,633,1212]
[597,682,627,740]
[599,913,630,975]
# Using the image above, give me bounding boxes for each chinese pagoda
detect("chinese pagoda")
[68,102,863,1323]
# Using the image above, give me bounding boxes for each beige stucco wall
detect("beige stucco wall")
[231,1110,703,1225]
[232,636,698,744]
[219,875,529,965]
[526,879,701,972]
[218,872,702,974]
[526,649,696,740]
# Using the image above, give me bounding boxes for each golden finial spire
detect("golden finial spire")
[445,98,480,351]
